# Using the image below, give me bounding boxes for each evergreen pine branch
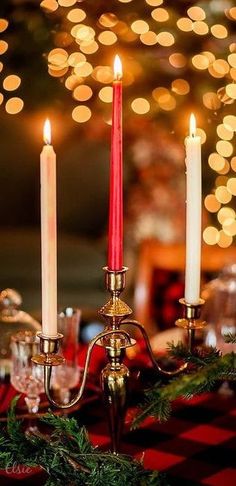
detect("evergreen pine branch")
[0,401,167,486]
[167,342,221,366]
[133,352,235,429]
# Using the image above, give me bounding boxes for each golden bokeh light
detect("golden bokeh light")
[72,105,91,122]
[228,53,236,68]
[218,230,233,248]
[227,178,236,196]
[226,83,236,99]
[217,124,233,141]
[196,128,206,144]
[211,24,228,39]
[192,21,208,35]
[156,31,175,46]
[151,8,169,22]
[58,0,76,6]
[80,41,99,55]
[209,59,229,78]
[223,115,236,131]
[5,97,24,114]
[215,185,232,204]
[98,86,113,103]
[93,66,113,84]
[68,52,86,67]
[145,0,163,6]
[202,51,215,63]
[131,20,149,34]
[192,54,209,70]
[171,79,189,95]
[0,41,8,55]
[230,68,236,81]
[217,207,235,224]
[216,140,233,158]
[131,97,150,114]
[67,9,86,23]
[204,194,221,213]
[98,31,117,45]
[140,31,157,45]
[73,84,93,101]
[222,219,236,237]
[187,6,206,21]
[0,93,4,105]
[48,66,68,77]
[231,157,236,172]
[203,226,219,245]
[65,74,81,90]
[98,13,118,28]
[48,48,68,66]
[74,61,93,77]
[40,0,58,12]
[152,87,169,101]
[217,160,230,175]
[0,19,8,33]
[169,53,187,68]
[3,75,21,91]
[228,7,236,20]
[208,153,225,172]
[177,17,193,32]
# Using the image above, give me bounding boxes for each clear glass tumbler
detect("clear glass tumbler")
[52,308,81,404]
[10,331,44,414]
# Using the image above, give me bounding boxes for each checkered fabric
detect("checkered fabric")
[84,392,236,486]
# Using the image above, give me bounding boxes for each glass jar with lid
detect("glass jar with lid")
[0,288,41,382]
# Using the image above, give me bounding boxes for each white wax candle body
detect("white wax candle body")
[40,144,57,336]
[185,135,202,304]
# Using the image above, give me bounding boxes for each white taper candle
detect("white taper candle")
[184,114,202,304]
[40,119,57,336]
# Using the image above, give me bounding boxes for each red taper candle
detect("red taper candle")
[108,55,123,270]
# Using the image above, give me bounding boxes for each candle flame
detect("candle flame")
[190,113,196,137]
[114,55,122,80]
[43,119,51,145]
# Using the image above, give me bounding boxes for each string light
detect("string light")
[42,1,236,246]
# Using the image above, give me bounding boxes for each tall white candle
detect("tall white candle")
[184,114,202,304]
[41,119,57,336]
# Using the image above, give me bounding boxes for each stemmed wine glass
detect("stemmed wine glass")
[52,308,81,404]
[10,331,44,414]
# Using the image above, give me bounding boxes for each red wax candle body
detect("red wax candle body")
[108,77,123,270]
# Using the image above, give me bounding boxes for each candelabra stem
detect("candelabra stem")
[187,328,195,351]
[101,348,129,453]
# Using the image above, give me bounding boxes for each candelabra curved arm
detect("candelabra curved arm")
[44,328,132,409]
[121,319,187,376]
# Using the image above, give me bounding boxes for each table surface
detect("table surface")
[0,345,235,486]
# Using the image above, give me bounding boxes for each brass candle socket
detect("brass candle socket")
[32,332,65,366]
[175,298,206,351]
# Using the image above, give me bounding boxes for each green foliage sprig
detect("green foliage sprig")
[133,344,236,429]
[0,397,168,486]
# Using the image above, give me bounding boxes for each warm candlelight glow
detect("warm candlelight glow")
[190,113,196,137]
[43,118,51,145]
[114,55,122,80]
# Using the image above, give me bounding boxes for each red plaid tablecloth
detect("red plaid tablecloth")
[0,344,235,485]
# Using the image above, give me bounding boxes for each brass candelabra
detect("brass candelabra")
[32,267,206,453]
